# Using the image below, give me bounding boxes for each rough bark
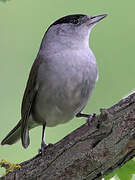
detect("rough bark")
[1,92,135,180]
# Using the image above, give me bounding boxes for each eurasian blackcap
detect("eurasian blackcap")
[1,14,107,153]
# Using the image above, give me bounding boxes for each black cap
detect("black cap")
[51,14,85,27]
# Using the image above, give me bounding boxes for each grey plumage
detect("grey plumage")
[1,14,107,150]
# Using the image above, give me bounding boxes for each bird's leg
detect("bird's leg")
[38,123,47,154]
[76,112,96,126]
[76,112,90,118]
[41,123,47,149]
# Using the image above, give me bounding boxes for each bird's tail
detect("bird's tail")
[1,120,22,145]
[1,119,38,146]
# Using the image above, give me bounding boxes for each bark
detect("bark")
[1,92,135,180]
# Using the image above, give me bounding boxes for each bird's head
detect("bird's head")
[41,14,107,50]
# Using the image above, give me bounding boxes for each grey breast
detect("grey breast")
[31,48,98,127]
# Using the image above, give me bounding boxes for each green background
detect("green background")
[0,0,135,178]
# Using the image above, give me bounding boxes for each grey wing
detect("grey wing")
[21,55,42,148]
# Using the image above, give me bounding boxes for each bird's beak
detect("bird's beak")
[89,14,108,25]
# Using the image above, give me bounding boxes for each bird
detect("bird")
[1,14,107,153]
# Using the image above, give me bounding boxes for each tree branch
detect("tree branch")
[1,92,135,180]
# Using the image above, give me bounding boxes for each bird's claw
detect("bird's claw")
[38,141,47,155]
[38,142,54,155]
[87,113,96,126]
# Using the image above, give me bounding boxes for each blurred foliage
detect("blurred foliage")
[0,0,10,2]
[105,160,135,180]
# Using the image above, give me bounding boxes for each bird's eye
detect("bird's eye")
[73,19,79,24]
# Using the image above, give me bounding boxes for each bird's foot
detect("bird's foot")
[38,142,54,155]
[76,112,96,126]
[86,113,96,126]
[38,141,47,155]
[0,159,21,176]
